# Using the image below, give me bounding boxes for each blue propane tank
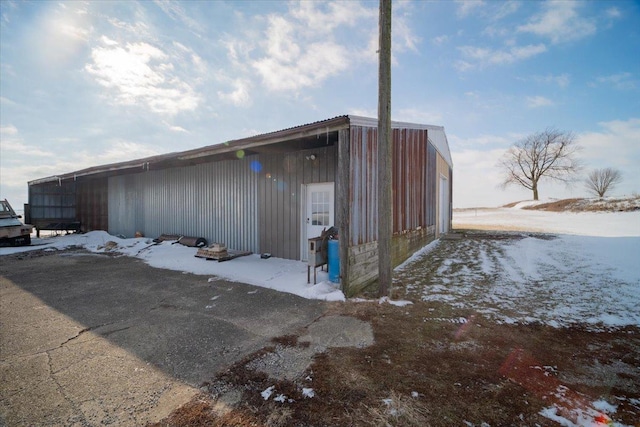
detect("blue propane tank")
[328,239,340,283]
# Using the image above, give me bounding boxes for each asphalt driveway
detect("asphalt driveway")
[0,249,326,426]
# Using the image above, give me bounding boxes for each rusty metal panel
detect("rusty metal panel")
[349,125,441,246]
[108,158,259,253]
[76,178,108,231]
[348,126,378,246]
[427,141,437,227]
[392,128,430,233]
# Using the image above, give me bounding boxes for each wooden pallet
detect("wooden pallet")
[195,248,252,262]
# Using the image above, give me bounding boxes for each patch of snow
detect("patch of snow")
[592,400,617,413]
[398,210,640,328]
[395,239,440,271]
[539,400,630,427]
[511,199,556,209]
[261,386,275,400]
[539,407,572,427]
[379,297,413,307]
[0,231,346,302]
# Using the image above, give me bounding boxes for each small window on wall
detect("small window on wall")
[311,190,331,225]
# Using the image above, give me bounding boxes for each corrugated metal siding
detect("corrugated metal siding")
[258,145,338,260]
[392,128,430,233]
[348,126,440,246]
[77,178,108,231]
[108,158,258,253]
[349,126,378,246]
[427,141,437,227]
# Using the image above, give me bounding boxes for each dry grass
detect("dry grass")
[150,300,639,426]
[523,198,584,211]
[521,196,640,212]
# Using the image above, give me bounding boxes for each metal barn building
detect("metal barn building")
[27,115,452,296]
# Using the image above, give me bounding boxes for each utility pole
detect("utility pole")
[377,0,392,297]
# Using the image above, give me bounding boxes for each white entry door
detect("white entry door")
[439,175,449,234]
[302,182,335,261]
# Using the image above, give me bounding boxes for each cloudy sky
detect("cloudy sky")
[1,0,638,209]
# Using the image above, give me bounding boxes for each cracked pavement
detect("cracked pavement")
[0,250,325,426]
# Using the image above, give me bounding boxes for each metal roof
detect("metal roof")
[29,115,452,185]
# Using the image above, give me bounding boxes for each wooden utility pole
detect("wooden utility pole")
[377,0,392,297]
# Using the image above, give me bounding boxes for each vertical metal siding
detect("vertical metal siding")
[108,158,258,253]
[427,141,437,227]
[390,128,430,233]
[349,126,439,246]
[257,144,338,260]
[77,178,108,231]
[348,126,378,246]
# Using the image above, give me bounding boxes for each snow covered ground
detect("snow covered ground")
[453,207,640,237]
[394,207,640,329]
[0,232,345,301]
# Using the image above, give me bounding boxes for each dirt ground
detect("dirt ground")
[152,232,640,427]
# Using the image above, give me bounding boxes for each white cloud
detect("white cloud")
[153,0,203,33]
[578,118,640,195]
[596,72,636,90]
[451,147,531,208]
[348,108,377,118]
[217,78,252,107]
[27,1,93,68]
[107,17,151,38]
[219,1,418,98]
[526,96,554,108]
[532,73,570,88]
[253,40,349,92]
[457,43,546,70]
[85,39,200,115]
[518,1,596,44]
[455,0,485,18]
[100,35,118,46]
[163,121,188,133]
[0,126,53,157]
[449,134,514,150]
[393,5,420,54]
[395,108,443,126]
[1,124,19,135]
[579,118,640,167]
[606,7,621,19]
[432,35,449,45]
[493,1,520,21]
[99,139,160,163]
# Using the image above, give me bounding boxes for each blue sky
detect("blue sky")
[1,0,638,209]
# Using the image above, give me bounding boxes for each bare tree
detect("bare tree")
[585,167,622,198]
[499,128,581,200]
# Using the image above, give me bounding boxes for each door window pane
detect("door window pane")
[311,190,330,225]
